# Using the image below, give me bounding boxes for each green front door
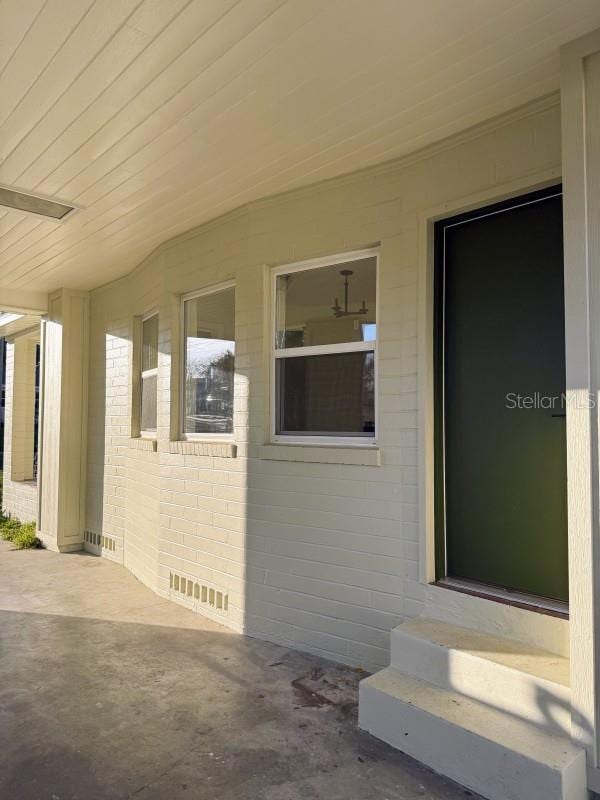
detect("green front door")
[435,187,568,603]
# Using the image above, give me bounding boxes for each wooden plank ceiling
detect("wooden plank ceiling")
[1,0,600,295]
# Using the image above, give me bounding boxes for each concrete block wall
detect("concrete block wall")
[85,96,562,672]
[2,337,38,523]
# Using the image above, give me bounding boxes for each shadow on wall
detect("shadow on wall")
[79,314,593,767]
[239,363,395,672]
[84,280,403,675]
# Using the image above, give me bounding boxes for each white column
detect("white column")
[38,289,89,552]
[561,28,600,787]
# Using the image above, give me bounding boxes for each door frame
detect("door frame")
[431,184,565,609]
[416,167,564,598]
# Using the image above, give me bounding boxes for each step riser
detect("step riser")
[391,630,571,736]
[359,678,587,800]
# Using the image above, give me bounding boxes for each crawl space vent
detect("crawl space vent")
[170,571,229,616]
[0,186,74,220]
[84,530,101,550]
[84,529,116,552]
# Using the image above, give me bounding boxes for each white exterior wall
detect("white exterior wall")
[85,96,563,672]
[560,28,600,780]
[2,337,38,523]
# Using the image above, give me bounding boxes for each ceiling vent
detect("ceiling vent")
[0,186,75,220]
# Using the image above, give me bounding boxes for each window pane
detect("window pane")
[142,314,158,372]
[276,351,375,436]
[275,256,376,349]
[184,288,235,434]
[140,314,158,432]
[141,373,157,431]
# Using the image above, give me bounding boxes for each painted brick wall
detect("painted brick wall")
[85,97,562,671]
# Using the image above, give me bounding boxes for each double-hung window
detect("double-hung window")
[272,250,378,444]
[182,284,235,437]
[140,313,158,434]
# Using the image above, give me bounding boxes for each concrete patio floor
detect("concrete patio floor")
[0,541,479,800]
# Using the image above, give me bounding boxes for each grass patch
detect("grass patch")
[0,515,40,549]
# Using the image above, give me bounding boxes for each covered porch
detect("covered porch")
[0,537,473,800]
[3,3,600,799]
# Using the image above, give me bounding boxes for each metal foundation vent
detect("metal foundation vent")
[84,530,101,548]
[84,530,116,552]
[0,186,75,220]
[169,571,228,616]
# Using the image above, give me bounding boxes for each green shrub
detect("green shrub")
[0,516,40,548]
[12,523,39,550]
[0,517,22,542]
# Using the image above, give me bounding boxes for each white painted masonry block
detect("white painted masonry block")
[82,96,564,671]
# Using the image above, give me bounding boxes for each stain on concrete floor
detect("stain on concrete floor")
[0,541,481,800]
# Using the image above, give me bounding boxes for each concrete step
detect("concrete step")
[390,617,571,735]
[359,667,586,800]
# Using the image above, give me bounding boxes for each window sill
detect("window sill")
[169,440,237,458]
[259,443,380,466]
[129,437,157,452]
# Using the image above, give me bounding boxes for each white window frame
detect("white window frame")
[180,280,236,441]
[140,310,159,438]
[271,248,379,446]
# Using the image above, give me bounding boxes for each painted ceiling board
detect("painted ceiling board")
[0,0,96,130]
[35,0,318,199]
[0,0,46,75]
[1,0,599,294]
[0,0,150,161]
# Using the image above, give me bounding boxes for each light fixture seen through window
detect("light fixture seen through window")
[331,269,368,318]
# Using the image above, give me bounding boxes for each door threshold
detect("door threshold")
[434,577,569,619]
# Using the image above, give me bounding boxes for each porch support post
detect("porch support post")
[561,27,600,784]
[38,289,89,552]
